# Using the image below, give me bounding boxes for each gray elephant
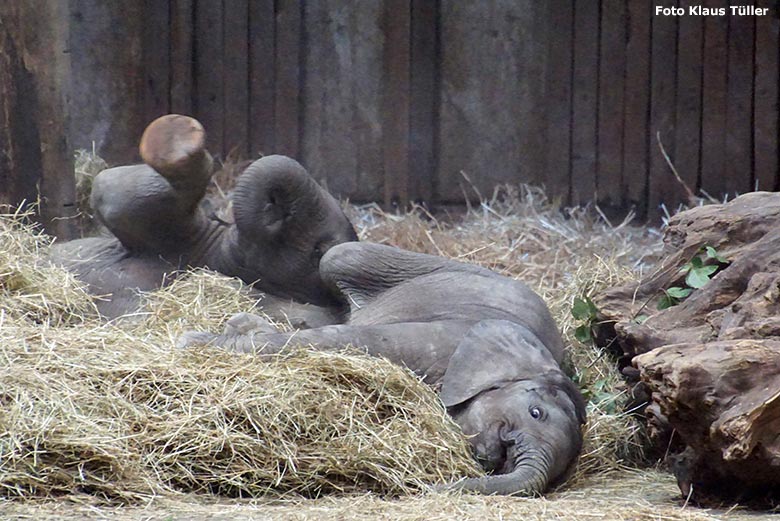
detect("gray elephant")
[182,242,586,495]
[52,115,357,322]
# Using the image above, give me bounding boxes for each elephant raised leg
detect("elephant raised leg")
[90,115,217,255]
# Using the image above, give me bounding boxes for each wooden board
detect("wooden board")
[753,0,780,191]
[622,0,652,216]
[725,2,755,196]
[543,0,573,205]
[274,0,302,158]
[248,0,275,157]
[409,0,438,205]
[382,0,411,206]
[143,0,171,123]
[223,0,250,158]
[570,1,599,206]
[170,0,194,115]
[700,0,729,200]
[674,1,704,197]
[194,0,224,156]
[597,0,627,211]
[648,2,679,219]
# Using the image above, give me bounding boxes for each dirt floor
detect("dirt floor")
[1,470,776,520]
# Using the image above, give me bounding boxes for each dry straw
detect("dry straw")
[1,184,664,507]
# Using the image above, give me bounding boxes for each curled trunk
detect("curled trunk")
[442,448,551,495]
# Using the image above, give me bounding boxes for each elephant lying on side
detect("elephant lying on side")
[52,115,357,322]
[181,242,587,495]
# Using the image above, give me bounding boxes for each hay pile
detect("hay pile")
[0,210,479,502]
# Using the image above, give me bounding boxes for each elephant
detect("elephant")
[51,115,357,323]
[180,242,587,495]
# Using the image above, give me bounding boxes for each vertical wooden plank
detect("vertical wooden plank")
[544,0,573,205]
[223,0,249,157]
[700,0,729,200]
[436,2,534,203]
[248,0,275,157]
[622,0,652,216]
[170,0,194,115]
[382,0,411,206]
[275,0,302,158]
[409,0,437,205]
[0,1,78,238]
[725,1,755,196]
[194,0,224,156]
[596,0,626,211]
[570,1,599,206]
[753,0,779,191]
[674,1,704,196]
[143,0,171,123]
[648,2,679,220]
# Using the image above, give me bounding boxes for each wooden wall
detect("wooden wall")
[2,0,779,233]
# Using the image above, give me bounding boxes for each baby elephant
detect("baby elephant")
[182,242,586,495]
[51,115,356,321]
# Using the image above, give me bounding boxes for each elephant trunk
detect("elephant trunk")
[443,447,552,496]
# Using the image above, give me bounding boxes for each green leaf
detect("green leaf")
[587,298,599,316]
[705,246,728,264]
[689,255,704,269]
[657,294,676,310]
[686,265,718,289]
[666,286,692,299]
[574,324,593,343]
[572,298,593,320]
[632,314,650,324]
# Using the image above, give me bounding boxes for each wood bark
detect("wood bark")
[595,192,780,502]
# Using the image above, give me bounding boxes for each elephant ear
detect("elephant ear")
[232,155,319,240]
[440,319,562,408]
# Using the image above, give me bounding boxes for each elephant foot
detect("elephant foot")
[139,114,213,191]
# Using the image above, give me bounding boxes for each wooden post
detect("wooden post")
[0,0,78,239]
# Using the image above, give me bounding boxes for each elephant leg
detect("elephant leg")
[90,115,216,254]
[320,242,477,310]
[178,318,472,384]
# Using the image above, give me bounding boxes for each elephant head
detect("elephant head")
[223,154,358,305]
[439,320,586,495]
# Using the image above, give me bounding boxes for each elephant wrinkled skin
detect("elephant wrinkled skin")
[182,242,587,495]
[51,115,357,322]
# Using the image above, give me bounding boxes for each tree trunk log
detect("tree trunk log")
[595,192,780,502]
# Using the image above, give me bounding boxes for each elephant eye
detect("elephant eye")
[529,406,545,420]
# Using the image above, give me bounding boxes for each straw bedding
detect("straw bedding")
[0,184,692,517]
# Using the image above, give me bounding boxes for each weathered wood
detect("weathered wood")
[301,0,385,202]
[622,0,651,215]
[597,191,780,501]
[648,2,679,219]
[409,0,438,205]
[382,0,411,206]
[725,4,755,196]
[143,0,171,123]
[543,0,573,205]
[68,0,146,165]
[673,2,703,198]
[274,0,302,158]
[223,0,250,157]
[753,0,779,192]
[596,0,626,211]
[0,1,78,239]
[194,0,224,156]
[570,1,599,206]
[700,0,729,199]
[170,0,194,115]
[437,1,536,203]
[248,0,275,157]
